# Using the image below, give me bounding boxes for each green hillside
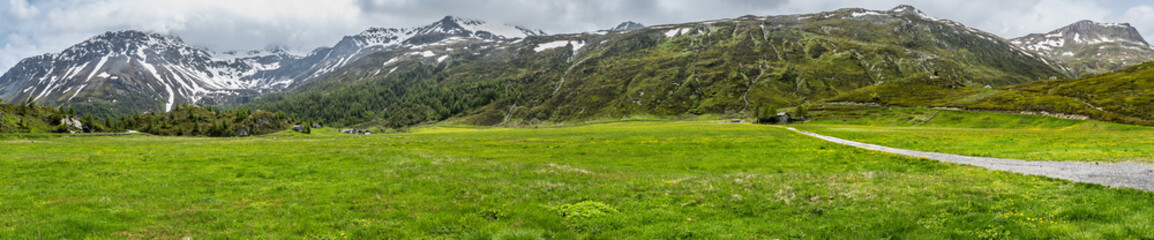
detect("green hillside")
[247,7,1069,128]
[961,62,1154,125]
[0,97,293,136]
[0,98,100,134]
[831,61,1154,126]
[113,104,294,137]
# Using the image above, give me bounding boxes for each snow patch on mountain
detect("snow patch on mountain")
[84,56,108,83]
[382,58,398,67]
[664,28,691,37]
[138,60,174,111]
[851,11,884,18]
[457,18,537,39]
[539,40,587,56]
[534,41,571,52]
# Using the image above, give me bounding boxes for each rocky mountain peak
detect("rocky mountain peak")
[64,30,197,58]
[1012,20,1154,77]
[1058,20,1148,45]
[1072,19,1131,28]
[889,5,923,14]
[609,21,645,32]
[1013,20,1151,52]
[415,15,544,40]
[428,16,470,33]
[88,30,179,45]
[883,4,944,22]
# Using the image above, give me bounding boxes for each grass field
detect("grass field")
[801,105,1154,163]
[4,120,1154,239]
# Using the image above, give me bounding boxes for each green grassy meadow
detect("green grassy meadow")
[4,120,1154,239]
[801,105,1154,163]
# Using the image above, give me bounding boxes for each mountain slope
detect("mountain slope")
[959,62,1154,125]
[293,16,545,87]
[830,61,1154,126]
[1011,20,1154,77]
[0,17,544,119]
[247,5,1071,127]
[0,100,80,133]
[0,31,279,117]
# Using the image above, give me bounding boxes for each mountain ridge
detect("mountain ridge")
[1011,20,1154,77]
[244,5,1074,127]
[0,16,545,118]
[5,6,1150,126]
[608,21,646,32]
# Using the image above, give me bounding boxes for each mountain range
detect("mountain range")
[246,5,1072,127]
[1,5,1152,126]
[0,16,544,117]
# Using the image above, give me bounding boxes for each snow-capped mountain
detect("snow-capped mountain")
[0,31,282,112]
[1011,20,1154,76]
[258,15,544,87]
[0,16,544,115]
[607,21,645,32]
[245,5,1073,128]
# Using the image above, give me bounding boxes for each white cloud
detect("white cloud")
[6,0,39,20]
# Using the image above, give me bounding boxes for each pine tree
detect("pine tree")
[54,123,70,133]
[222,121,231,136]
[82,114,95,132]
[794,105,808,119]
[235,109,246,123]
[210,120,221,136]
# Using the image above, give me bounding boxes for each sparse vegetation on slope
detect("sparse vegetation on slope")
[0,98,105,134]
[113,104,293,137]
[247,6,1068,128]
[960,62,1154,125]
[828,61,1154,126]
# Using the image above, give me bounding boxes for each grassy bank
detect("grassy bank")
[799,105,1154,163]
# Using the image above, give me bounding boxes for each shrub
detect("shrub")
[550,201,619,232]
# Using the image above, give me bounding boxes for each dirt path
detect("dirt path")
[782,127,1154,191]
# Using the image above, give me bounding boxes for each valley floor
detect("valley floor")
[3,118,1154,238]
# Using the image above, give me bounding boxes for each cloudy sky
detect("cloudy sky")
[3,0,1154,72]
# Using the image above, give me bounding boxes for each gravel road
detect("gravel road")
[783,127,1154,191]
